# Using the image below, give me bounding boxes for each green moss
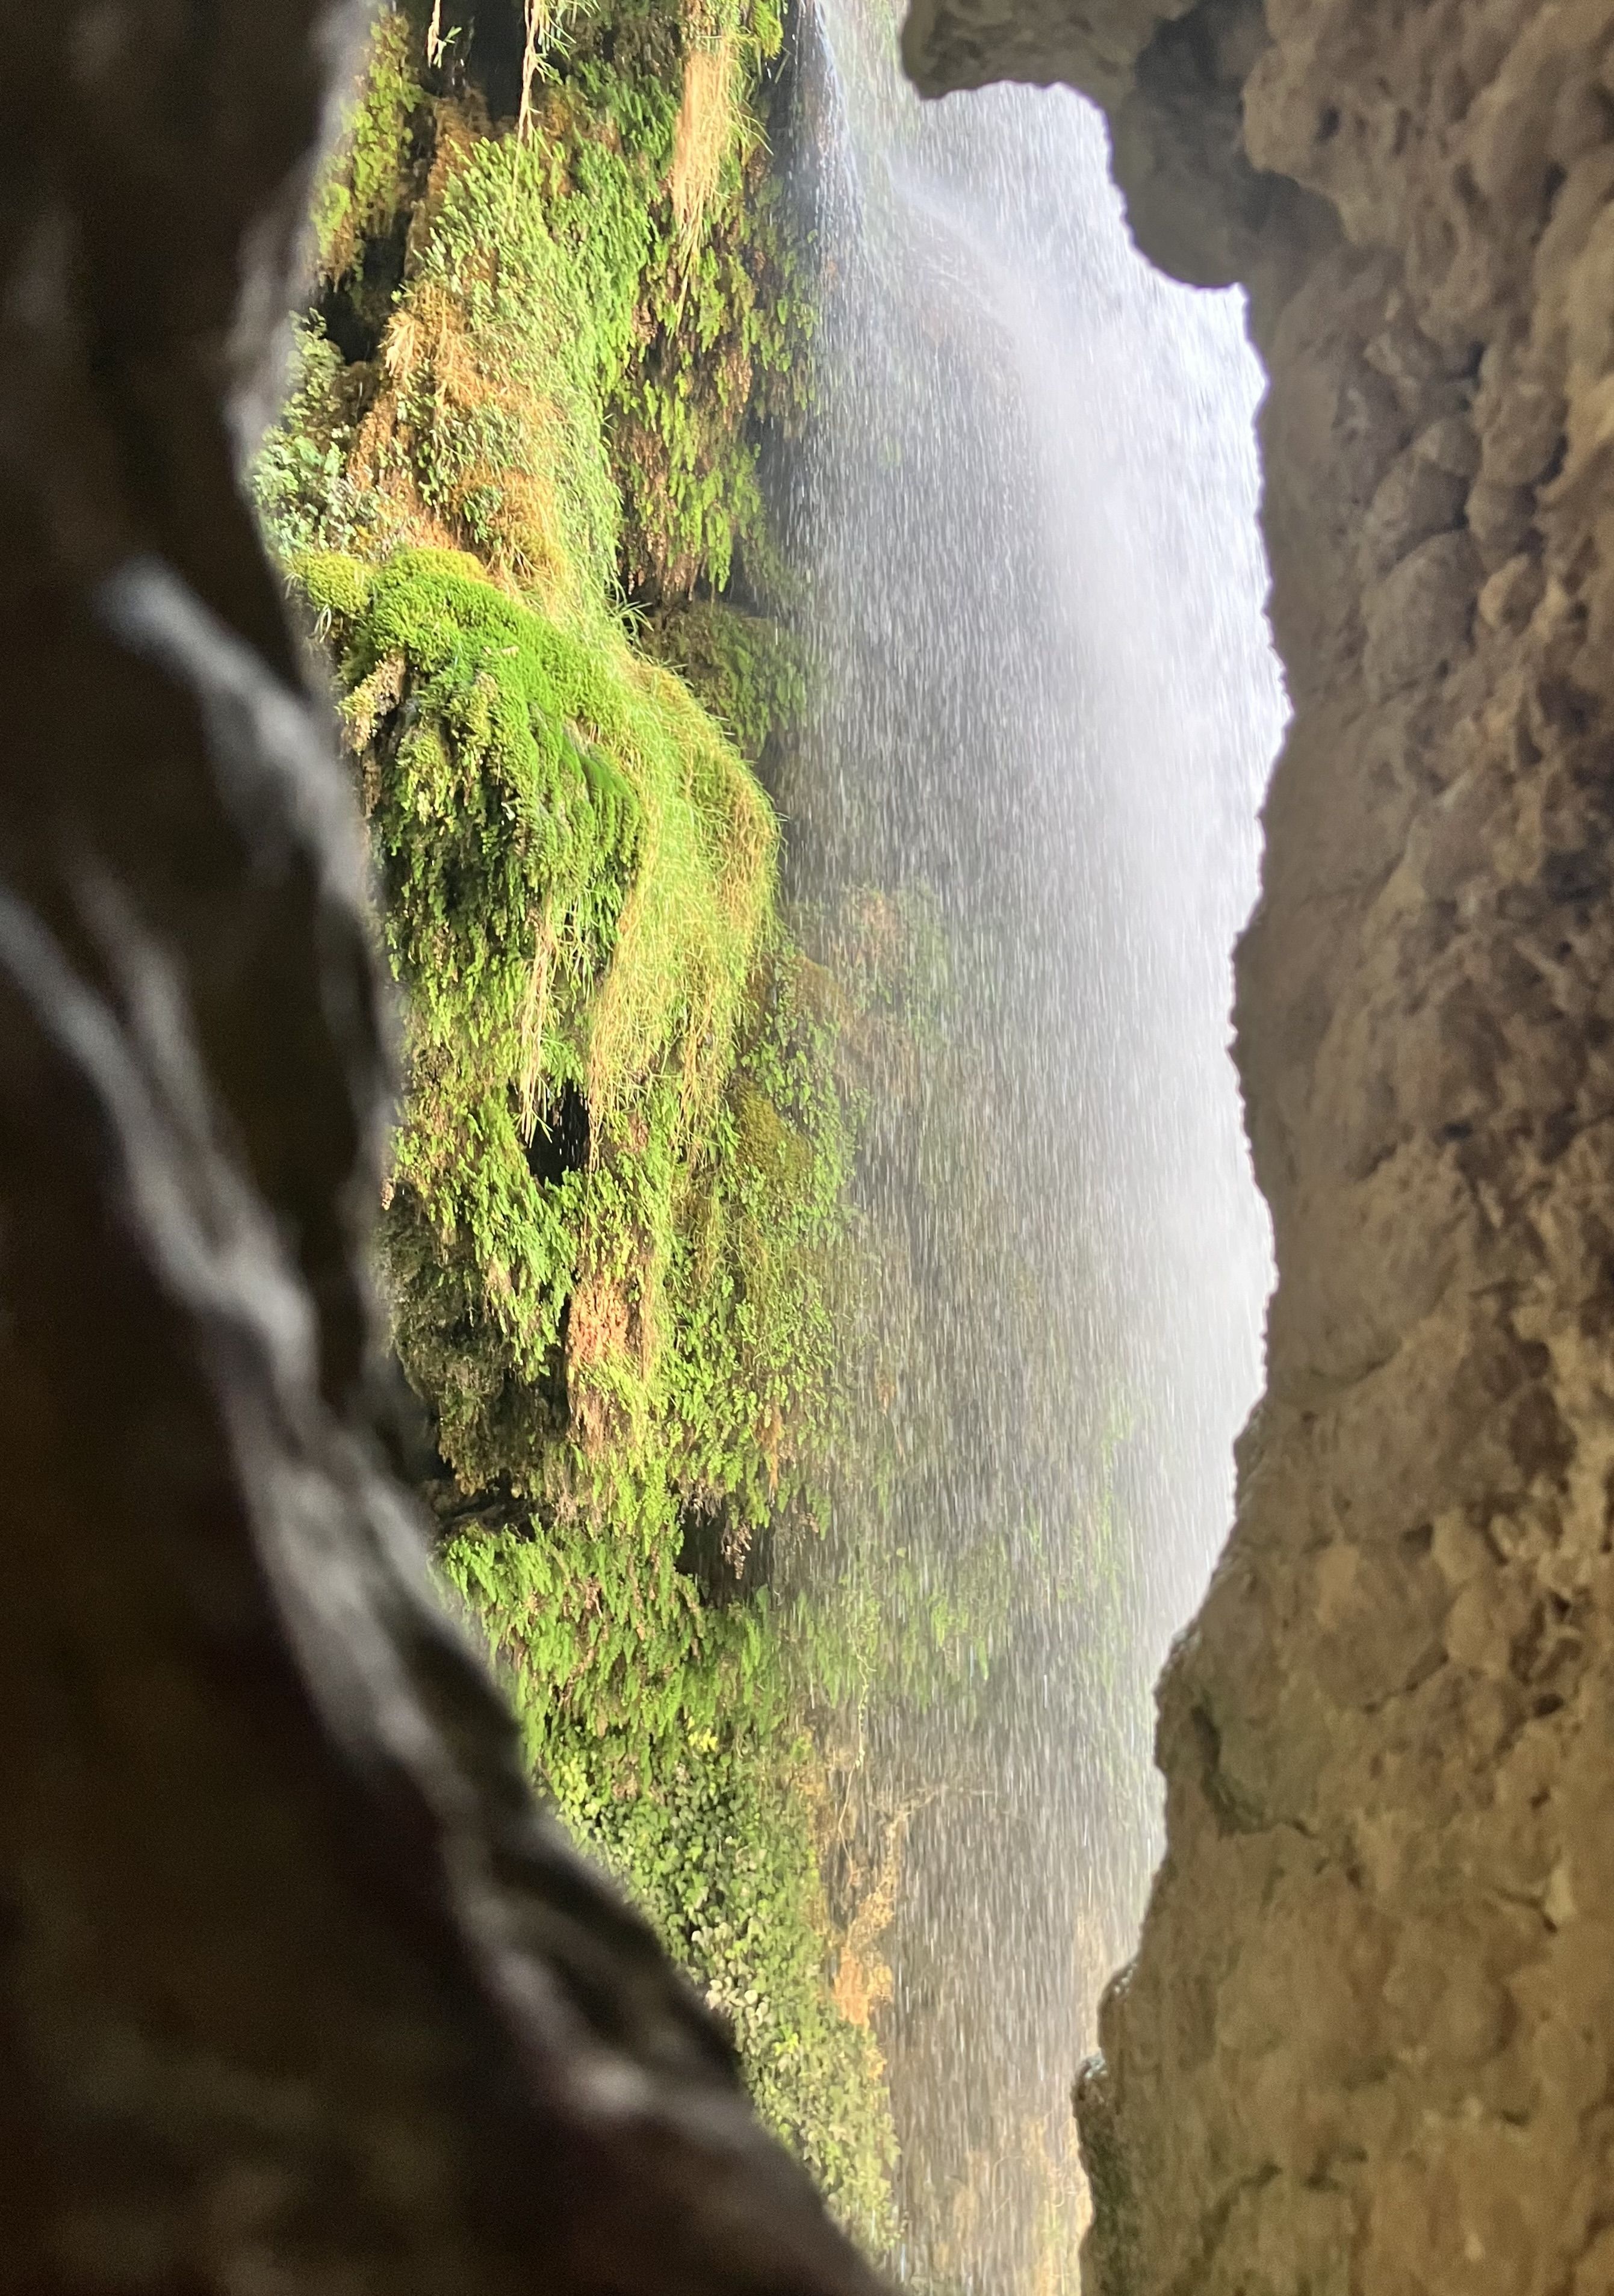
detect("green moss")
[296,546,374,625]
[642,598,809,761]
[299,540,778,1453]
[312,8,424,282]
[261,0,899,2254]
[444,1523,899,2254]
[400,128,640,610]
[611,146,816,602]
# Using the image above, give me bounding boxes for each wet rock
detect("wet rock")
[901,0,1614,2288]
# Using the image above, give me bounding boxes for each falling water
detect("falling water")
[771,4,1287,2289]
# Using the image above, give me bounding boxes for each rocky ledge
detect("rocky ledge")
[902,1,1614,2290]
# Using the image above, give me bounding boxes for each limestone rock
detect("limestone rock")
[901,0,1614,2288]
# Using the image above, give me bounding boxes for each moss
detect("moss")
[532,0,813,604]
[261,0,899,2252]
[312,8,426,285]
[296,546,374,625]
[444,1522,899,2254]
[299,542,789,1478]
[610,146,816,602]
[642,597,809,762]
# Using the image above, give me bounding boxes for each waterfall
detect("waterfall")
[777,4,1288,2286]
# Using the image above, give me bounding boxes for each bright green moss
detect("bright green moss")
[312,8,424,281]
[300,542,778,1446]
[263,0,898,2254]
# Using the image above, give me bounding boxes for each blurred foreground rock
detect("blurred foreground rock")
[903,0,1614,2288]
[0,4,885,2288]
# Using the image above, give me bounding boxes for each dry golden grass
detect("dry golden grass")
[353,276,579,605]
[515,926,557,1137]
[520,0,544,140]
[669,32,738,264]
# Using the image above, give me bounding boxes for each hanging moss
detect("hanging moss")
[259,0,901,2249]
[444,1515,899,2254]
[312,10,425,278]
[297,542,846,1518]
[642,596,809,761]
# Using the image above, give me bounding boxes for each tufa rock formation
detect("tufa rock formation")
[902,0,1614,2288]
[0,2,884,2288]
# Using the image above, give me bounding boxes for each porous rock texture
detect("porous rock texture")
[904,1,1614,2291]
[0,5,886,2289]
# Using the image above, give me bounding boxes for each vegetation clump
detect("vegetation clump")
[258,0,901,2255]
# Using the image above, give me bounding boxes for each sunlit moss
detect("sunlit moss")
[259,0,900,2245]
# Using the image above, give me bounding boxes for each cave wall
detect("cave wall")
[0,4,885,2288]
[901,0,1614,2289]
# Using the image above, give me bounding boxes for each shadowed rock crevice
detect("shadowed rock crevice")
[899,0,1614,2288]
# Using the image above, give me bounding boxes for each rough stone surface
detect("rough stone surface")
[0,5,885,2289]
[903,0,1614,2289]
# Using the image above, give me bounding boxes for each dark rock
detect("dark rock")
[0,6,886,2289]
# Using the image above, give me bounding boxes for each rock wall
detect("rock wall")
[901,1,1614,2289]
[0,5,884,2289]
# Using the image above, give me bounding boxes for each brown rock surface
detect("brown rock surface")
[903,0,1614,2289]
[0,4,884,2289]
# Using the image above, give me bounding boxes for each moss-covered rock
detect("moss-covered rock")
[256,0,898,2253]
